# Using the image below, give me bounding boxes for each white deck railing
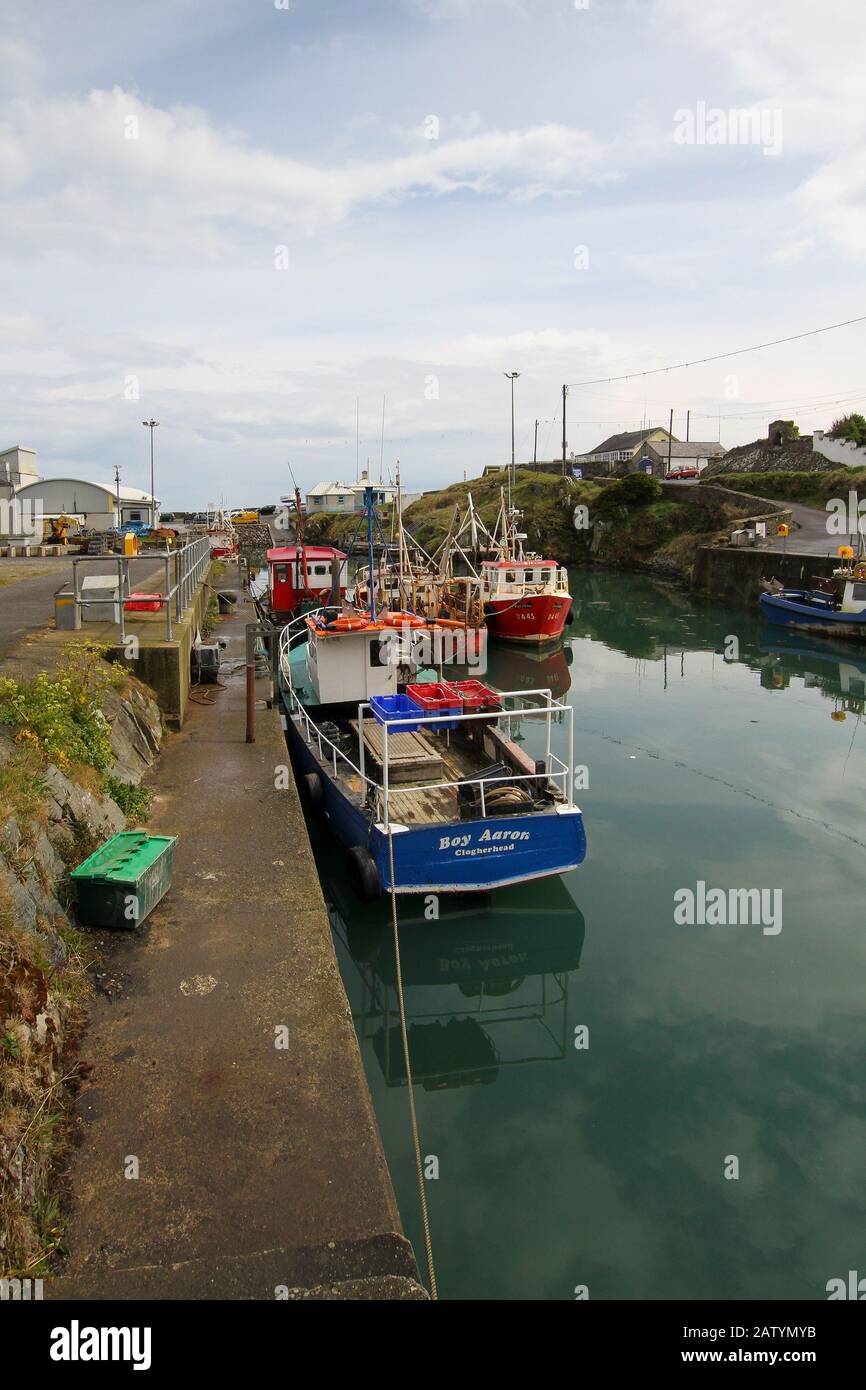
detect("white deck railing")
[277,616,575,829]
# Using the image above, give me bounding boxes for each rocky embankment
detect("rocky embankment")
[0,659,163,1278]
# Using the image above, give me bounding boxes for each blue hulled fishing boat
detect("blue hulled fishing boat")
[276,485,586,900]
[760,554,866,640]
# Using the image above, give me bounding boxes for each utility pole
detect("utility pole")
[141,418,160,525]
[533,419,539,469]
[114,463,122,528]
[561,385,568,474]
[666,408,674,478]
[504,372,520,487]
[685,409,690,442]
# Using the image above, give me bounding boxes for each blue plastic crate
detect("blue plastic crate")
[370,694,422,731]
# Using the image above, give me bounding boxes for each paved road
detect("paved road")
[0,557,168,659]
[761,501,846,556]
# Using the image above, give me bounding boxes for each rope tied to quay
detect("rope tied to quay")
[386,826,438,1301]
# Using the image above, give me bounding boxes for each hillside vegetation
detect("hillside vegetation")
[710,468,866,510]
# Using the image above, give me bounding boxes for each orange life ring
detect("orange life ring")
[329,616,369,632]
[383,612,425,628]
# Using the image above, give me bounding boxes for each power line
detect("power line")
[567,315,866,388]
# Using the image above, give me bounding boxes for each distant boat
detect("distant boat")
[435,490,574,646]
[760,555,866,640]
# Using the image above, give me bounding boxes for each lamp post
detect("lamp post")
[504,372,520,487]
[141,418,160,526]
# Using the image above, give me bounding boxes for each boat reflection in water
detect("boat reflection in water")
[327,876,585,1091]
[757,632,866,716]
[482,636,572,703]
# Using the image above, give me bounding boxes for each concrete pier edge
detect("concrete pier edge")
[51,579,426,1302]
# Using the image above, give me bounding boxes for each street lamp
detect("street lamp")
[504,372,520,486]
[141,419,160,526]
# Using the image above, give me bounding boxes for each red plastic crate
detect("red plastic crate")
[406,683,461,728]
[124,593,163,612]
[443,679,502,711]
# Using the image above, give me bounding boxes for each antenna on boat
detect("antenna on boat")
[379,395,386,483]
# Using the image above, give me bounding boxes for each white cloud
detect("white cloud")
[0,83,614,261]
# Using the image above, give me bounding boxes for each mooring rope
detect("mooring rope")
[386,827,438,1300]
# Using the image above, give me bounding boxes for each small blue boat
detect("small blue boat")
[277,609,586,899]
[760,564,866,641]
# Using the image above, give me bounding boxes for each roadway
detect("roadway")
[0,556,169,659]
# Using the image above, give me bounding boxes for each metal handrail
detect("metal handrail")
[70,535,212,641]
[277,625,576,829]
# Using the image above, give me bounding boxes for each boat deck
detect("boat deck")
[293,707,552,827]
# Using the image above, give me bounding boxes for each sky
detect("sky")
[1,0,865,507]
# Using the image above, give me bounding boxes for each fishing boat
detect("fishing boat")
[205,505,238,560]
[759,549,866,641]
[263,544,348,622]
[277,487,586,900]
[436,491,573,645]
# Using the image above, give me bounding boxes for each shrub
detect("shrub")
[104,777,152,825]
[829,412,866,446]
[595,471,661,516]
[0,642,118,772]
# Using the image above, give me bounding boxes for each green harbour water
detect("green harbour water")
[312,569,866,1300]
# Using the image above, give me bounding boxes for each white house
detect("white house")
[305,481,356,513]
[306,469,397,514]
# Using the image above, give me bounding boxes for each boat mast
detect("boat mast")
[365,482,376,621]
[396,460,405,608]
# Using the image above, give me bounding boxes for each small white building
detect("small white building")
[0,446,39,492]
[305,481,356,513]
[306,469,397,513]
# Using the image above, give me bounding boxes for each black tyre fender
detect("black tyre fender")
[564,607,574,626]
[302,771,324,816]
[347,845,381,901]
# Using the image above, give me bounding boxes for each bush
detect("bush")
[104,777,152,825]
[829,412,866,446]
[595,471,661,516]
[0,643,120,772]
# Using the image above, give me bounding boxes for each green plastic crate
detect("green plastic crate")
[70,831,177,929]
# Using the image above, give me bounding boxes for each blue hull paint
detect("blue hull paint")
[760,591,866,639]
[286,710,586,895]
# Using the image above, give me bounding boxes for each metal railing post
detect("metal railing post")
[567,703,574,807]
[72,559,81,631]
[164,555,172,640]
[382,723,389,829]
[117,557,126,644]
[358,706,366,791]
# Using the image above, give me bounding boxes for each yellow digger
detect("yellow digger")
[47,513,75,544]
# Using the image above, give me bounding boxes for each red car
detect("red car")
[666,466,700,480]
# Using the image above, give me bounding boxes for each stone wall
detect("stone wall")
[692,546,836,607]
[812,430,866,469]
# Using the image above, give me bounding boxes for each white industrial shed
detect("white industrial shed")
[12,478,157,532]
